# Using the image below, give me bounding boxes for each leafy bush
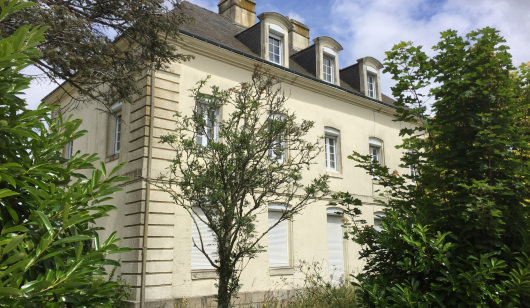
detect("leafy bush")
[0,1,130,306]
[334,28,530,307]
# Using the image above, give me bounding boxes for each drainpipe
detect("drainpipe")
[140,66,156,308]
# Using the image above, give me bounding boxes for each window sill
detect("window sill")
[106,153,119,162]
[191,269,217,280]
[270,267,294,276]
[326,170,343,179]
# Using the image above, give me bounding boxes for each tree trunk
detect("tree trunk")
[217,243,233,308]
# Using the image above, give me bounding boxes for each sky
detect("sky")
[22,0,530,109]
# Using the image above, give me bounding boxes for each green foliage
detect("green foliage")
[0,1,129,306]
[160,67,328,308]
[335,28,530,307]
[0,0,193,108]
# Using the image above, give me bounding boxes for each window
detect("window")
[268,204,290,268]
[325,127,340,171]
[109,102,122,157]
[367,73,376,99]
[191,208,217,270]
[373,211,385,232]
[327,208,345,285]
[268,114,285,163]
[268,33,282,65]
[323,55,334,83]
[113,114,121,154]
[369,138,382,165]
[65,141,73,159]
[196,101,219,146]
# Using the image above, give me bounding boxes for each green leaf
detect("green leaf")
[2,234,25,254]
[0,287,23,296]
[0,188,18,199]
[54,235,91,245]
[35,211,54,236]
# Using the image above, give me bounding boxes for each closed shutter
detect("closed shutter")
[327,214,345,284]
[191,208,217,270]
[268,209,289,267]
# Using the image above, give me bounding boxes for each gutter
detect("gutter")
[140,66,156,308]
[178,29,397,110]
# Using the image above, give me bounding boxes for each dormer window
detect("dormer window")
[323,55,334,83]
[257,13,291,68]
[313,37,343,86]
[367,73,376,99]
[268,33,282,64]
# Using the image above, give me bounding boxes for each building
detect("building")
[44,1,407,307]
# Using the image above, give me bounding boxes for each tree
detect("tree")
[0,0,192,109]
[0,1,129,306]
[159,68,329,308]
[334,28,530,306]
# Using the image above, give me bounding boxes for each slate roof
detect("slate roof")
[179,1,395,107]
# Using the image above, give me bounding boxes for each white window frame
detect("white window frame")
[268,114,285,163]
[323,54,335,83]
[369,137,382,165]
[268,32,283,65]
[113,114,121,154]
[409,156,417,185]
[110,102,123,156]
[325,127,340,172]
[268,204,290,268]
[326,208,345,285]
[191,207,217,270]
[373,211,385,232]
[65,140,73,159]
[195,100,220,147]
[367,73,377,99]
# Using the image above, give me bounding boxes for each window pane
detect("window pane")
[367,74,376,98]
[369,145,380,163]
[114,114,121,153]
[323,56,334,82]
[66,141,73,159]
[326,135,337,171]
[196,102,219,146]
[269,36,281,64]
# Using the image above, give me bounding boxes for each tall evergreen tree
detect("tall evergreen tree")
[335,28,530,306]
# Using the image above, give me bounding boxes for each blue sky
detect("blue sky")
[22,0,530,108]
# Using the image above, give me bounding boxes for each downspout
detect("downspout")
[140,65,156,308]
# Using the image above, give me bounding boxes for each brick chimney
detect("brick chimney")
[218,0,256,28]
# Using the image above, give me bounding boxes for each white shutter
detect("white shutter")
[327,214,345,284]
[191,208,217,270]
[268,210,289,267]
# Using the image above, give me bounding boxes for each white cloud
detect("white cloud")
[330,0,530,96]
[286,11,305,24]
